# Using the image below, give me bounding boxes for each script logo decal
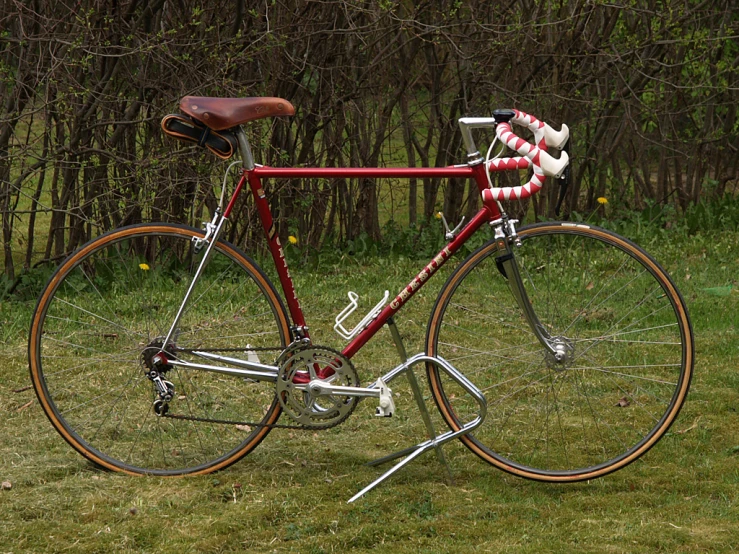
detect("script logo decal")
[390,246,452,310]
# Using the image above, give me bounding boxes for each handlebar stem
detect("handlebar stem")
[458,117,498,164]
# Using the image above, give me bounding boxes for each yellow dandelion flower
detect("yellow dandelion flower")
[435,212,443,219]
[139,263,150,271]
[288,235,298,245]
[597,197,608,205]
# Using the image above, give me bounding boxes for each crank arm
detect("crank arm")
[296,381,381,399]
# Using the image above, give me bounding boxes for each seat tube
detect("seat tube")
[245,170,308,336]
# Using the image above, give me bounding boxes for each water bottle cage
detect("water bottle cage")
[334,290,390,340]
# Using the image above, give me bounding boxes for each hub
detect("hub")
[544,336,574,371]
[141,338,173,372]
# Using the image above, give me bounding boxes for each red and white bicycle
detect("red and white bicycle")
[29,97,693,501]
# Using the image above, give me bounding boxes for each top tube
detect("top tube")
[249,166,476,179]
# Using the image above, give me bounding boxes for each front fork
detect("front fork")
[492,217,560,359]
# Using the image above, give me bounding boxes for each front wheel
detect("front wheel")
[29,223,291,476]
[426,222,693,481]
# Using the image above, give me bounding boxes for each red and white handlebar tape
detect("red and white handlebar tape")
[484,110,568,202]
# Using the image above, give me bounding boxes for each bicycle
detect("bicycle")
[28,96,694,502]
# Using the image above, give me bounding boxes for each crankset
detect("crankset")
[276,345,361,429]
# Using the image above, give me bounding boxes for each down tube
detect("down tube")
[342,207,492,359]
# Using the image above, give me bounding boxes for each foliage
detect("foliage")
[1,0,737,286]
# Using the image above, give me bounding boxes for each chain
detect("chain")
[162,339,347,431]
[161,412,313,430]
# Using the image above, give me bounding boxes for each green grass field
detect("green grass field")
[1,227,737,553]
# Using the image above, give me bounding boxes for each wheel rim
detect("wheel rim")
[428,224,692,480]
[30,225,289,475]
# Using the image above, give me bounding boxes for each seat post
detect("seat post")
[236,127,255,170]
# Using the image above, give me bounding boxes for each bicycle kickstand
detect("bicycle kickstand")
[367,317,454,483]
[347,318,487,503]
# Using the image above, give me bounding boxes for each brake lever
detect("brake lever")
[555,139,571,217]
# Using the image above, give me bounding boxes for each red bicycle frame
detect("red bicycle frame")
[221,162,506,360]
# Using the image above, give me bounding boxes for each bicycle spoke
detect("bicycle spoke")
[31,225,289,475]
[428,224,691,479]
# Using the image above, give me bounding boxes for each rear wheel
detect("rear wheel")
[426,222,693,481]
[29,223,290,475]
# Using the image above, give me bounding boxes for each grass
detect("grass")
[1,226,738,553]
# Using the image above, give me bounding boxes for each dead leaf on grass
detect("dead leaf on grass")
[16,400,33,412]
[676,416,701,434]
[616,396,630,407]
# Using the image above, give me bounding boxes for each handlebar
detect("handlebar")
[458,110,570,202]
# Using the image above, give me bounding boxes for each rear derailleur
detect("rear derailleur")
[142,343,175,416]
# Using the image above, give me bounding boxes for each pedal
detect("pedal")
[374,378,395,417]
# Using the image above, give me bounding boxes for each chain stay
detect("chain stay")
[172,345,285,354]
[172,337,311,356]
[163,340,341,430]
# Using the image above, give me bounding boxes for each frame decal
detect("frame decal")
[390,246,453,310]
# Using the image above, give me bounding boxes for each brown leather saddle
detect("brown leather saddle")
[161,96,295,159]
[180,96,295,130]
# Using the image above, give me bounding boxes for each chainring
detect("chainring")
[276,346,360,429]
